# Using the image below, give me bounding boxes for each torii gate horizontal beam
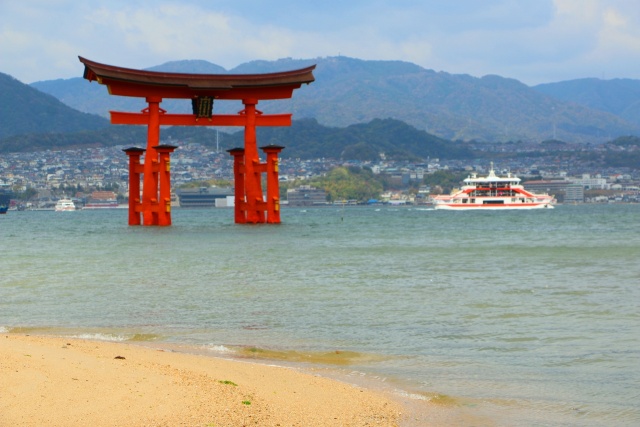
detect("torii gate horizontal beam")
[110,111,291,127]
[80,56,315,101]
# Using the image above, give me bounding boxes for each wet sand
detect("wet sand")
[1,334,407,426]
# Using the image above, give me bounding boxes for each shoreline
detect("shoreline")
[2,333,413,426]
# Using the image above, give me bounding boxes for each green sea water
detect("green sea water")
[1,205,639,426]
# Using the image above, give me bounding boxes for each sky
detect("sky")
[1,0,640,85]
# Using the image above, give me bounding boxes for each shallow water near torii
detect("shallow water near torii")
[2,205,639,426]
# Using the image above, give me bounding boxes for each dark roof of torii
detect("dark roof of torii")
[79,56,316,100]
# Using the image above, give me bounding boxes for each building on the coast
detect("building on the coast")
[523,179,571,203]
[287,185,328,206]
[564,184,584,204]
[83,190,119,208]
[572,174,609,190]
[176,187,233,208]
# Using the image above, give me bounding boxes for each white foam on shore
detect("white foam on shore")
[0,326,8,333]
[395,391,432,401]
[204,344,235,354]
[71,333,128,342]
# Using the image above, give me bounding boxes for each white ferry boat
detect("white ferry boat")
[432,164,555,210]
[54,198,76,212]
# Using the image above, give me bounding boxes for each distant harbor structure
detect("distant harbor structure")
[83,191,119,209]
[176,187,234,208]
[522,180,584,204]
[286,185,328,206]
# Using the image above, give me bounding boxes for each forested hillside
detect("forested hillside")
[0,72,108,139]
[534,78,640,127]
[0,116,474,160]
[222,118,473,160]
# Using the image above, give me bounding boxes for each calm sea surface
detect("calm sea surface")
[1,205,639,426]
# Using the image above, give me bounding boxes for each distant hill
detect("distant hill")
[145,59,228,74]
[0,126,147,153]
[0,114,473,160]
[29,56,639,143]
[222,117,474,160]
[533,78,640,128]
[0,72,109,139]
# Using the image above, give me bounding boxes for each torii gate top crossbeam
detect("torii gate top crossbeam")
[79,56,316,100]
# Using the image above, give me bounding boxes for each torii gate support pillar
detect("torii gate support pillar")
[228,144,285,224]
[123,147,145,226]
[228,148,247,224]
[241,99,266,224]
[261,144,284,224]
[123,144,177,227]
[155,144,178,226]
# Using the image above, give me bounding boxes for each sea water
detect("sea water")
[1,205,638,426]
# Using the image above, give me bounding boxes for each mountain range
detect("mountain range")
[26,56,640,144]
[2,56,640,157]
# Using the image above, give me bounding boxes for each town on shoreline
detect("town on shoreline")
[1,140,638,210]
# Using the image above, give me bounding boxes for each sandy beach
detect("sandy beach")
[1,334,407,426]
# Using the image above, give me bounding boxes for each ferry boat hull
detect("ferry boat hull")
[434,200,553,210]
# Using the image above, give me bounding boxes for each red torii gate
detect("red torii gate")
[79,56,315,226]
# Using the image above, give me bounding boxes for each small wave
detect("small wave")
[204,344,235,354]
[398,392,431,401]
[71,333,128,342]
[396,391,459,406]
[68,332,160,342]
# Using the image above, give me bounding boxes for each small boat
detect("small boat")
[0,189,12,214]
[55,198,76,212]
[432,164,555,210]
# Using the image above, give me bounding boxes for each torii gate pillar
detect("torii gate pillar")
[228,142,284,224]
[227,147,247,223]
[142,97,161,225]
[123,143,176,226]
[242,99,266,223]
[123,147,145,226]
[261,144,285,224]
[155,144,178,226]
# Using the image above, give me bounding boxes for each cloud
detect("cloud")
[1,0,639,84]
[405,0,640,83]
